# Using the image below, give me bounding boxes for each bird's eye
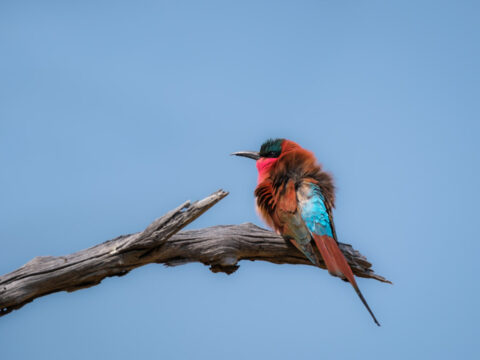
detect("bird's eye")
[268,151,277,157]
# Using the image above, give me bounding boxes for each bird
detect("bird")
[232,138,380,326]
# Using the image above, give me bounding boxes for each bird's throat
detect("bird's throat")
[256,157,278,184]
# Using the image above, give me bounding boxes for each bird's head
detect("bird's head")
[232,138,286,182]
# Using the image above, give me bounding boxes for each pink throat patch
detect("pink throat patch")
[256,157,278,184]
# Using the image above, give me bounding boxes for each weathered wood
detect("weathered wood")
[0,189,389,318]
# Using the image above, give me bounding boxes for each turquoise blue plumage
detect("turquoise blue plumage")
[298,182,334,238]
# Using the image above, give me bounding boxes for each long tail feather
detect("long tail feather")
[313,234,380,326]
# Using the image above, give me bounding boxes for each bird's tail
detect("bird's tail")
[312,234,380,326]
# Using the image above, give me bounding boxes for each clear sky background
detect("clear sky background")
[1,1,479,359]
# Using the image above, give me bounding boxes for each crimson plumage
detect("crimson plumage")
[233,138,380,326]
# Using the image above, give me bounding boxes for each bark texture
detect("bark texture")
[0,189,389,317]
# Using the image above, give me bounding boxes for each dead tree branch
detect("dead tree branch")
[0,189,389,317]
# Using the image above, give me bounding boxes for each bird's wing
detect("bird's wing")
[274,179,322,266]
[297,179,380,326]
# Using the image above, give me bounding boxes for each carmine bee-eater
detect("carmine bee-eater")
[232,138,380,326]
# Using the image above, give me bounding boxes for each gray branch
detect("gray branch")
[0,189,390,317]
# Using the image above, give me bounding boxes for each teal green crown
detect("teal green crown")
[259,138,284,158]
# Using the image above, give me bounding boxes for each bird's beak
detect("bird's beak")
[230,151,260,160]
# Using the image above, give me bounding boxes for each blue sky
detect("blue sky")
[1,1,479,359]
